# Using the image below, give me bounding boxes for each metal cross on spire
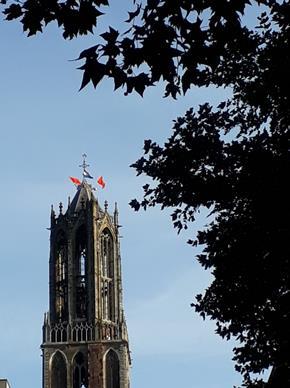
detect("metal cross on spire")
[79,153,94,180]
[79,153,89,174]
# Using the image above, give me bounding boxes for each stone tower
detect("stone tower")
[41,177,131,388]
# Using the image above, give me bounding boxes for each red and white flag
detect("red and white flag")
[97,176,106,189]
[69,176,81,186]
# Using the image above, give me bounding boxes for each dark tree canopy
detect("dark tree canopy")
[2,1,290,386]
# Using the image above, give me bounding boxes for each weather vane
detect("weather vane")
[79,153,89,174]
[79,153,94,180]
[70,154,105,188]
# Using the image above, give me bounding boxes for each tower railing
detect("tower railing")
[42,320,124,344]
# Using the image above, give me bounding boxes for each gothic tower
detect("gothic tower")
[41,174,131,388]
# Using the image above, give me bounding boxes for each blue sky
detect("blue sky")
[0,2,263,388]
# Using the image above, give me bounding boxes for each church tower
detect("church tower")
[41,163,131,388]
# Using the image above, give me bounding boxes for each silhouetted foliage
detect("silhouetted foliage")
[2,1,290,386]
[131,107,290,387]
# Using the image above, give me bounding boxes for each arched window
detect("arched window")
[75,225,87,319]
[105,350,120,388]
[101,229,115,321]
[55,232,68,321]
[73,352,87,388]
[101,229,114,278]
[51,351,67,388]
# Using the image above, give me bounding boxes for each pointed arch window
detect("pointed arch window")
[101,280,114,322]
[101,229,115,321]
[101,229,114,278]
[51,351,67,388]
[73,352,87,388]
[55,232,68,321]
[75,225,88,319]
[105,350,120,388]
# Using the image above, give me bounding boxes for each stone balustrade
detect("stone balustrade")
[42,320,124,344]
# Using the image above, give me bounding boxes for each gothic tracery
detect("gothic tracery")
[55,231,68,320]
[101,229,115,322]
